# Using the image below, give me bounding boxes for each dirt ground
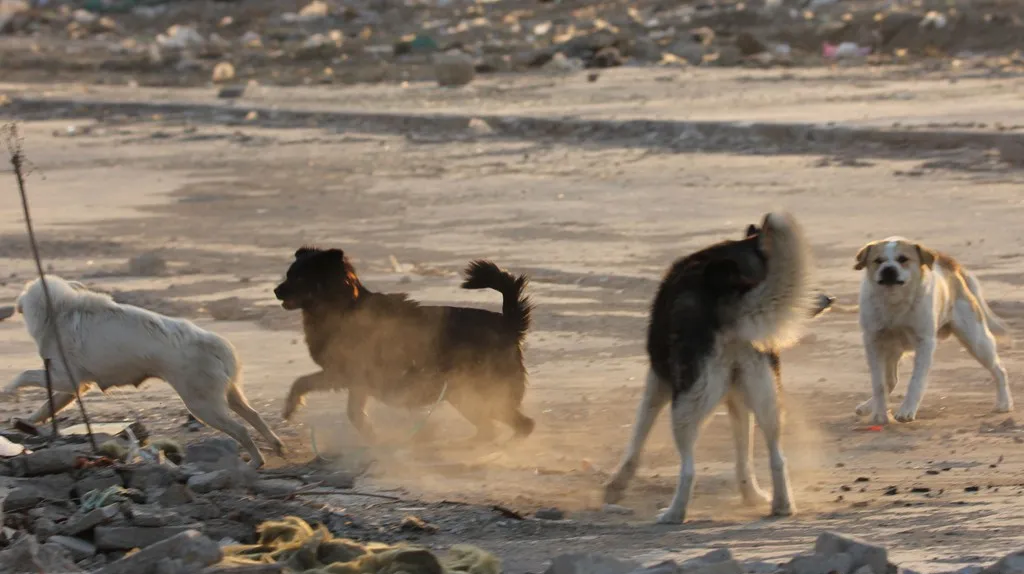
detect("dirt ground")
[1,67,1024,573]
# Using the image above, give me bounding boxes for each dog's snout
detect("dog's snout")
[273,285,285,299]
[878,265,900,285]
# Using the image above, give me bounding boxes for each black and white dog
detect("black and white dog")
[604,213,817,523]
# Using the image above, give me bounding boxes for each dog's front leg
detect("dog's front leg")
[346,388,376,442]
[894,336,937,423]
[862,336,893,425]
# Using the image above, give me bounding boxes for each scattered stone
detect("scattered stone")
[156,25,205,51]
[93,530,221,574]
[297,0,329,21]
[467,117,494,136]
[434,51,476,87]
[535,507,566,520]
[33,516,58,541]
[185,438,239,467]
[74,469,124,499]
[212,61,235,83]
[217,85,246,99]
[399,515,438,533]
[736,32,768,56]
[815,532,889,574]
[0,534,84,574]
[94,525,196,551]
[295,33,339,60]
[590,46,624,68]
[62,505,122,537]
[630,560,679,574]
[251,478,301,497]
[187,470,235,494]
[127,252,167,277]
[205,297,250,321]
[122,463,183,492]
[47,535,97,561]
[3,475,74,512]
[666,40,704,65]
[980,549,1024,574]
[545,553,641,574]
[154,484,195,507]
[0,305,15,321]
[543,52,584,73]
[10,445,86,476]
[785,552,854,574]
[600,503,634,515]
[128,505,185,527]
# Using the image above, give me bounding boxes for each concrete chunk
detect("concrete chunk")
[815,532,889,574]
[981,549,1024,574]
[47,535,97,561]
[62,505,121,536]
[10,445,87,476]
[73,468,123,498]
[94,525,194,551]
[93,530,222,574]
[785,553,855,574]
[187,469,234,494]
[0,534,85,574]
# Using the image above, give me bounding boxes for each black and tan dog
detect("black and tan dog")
[274,247,534,443]
[604,213,815,524]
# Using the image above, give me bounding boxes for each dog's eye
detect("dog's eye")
[873,258,884,265]
[896,255,909,264]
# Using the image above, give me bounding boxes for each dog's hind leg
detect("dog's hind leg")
[604,368,672,505]
[227,384,286,457]
[739,352,795,517]
[726,390,769,507]
[952,299,1013,413]
[497,407,535,440]
[28,392,78,424]
[187,397,266,468]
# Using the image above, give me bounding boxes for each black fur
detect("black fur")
[274,247,535,441]
[647,231,769,397]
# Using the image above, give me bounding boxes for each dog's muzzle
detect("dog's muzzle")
[877,266,904,286]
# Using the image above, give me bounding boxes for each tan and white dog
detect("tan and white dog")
[854,238,1012,424]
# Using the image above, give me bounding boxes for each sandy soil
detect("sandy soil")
[1,69,1024,573]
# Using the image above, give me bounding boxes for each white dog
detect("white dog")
[4,276,285,467]
[855,238,1012,424]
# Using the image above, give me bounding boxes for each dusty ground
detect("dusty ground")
[1,68,1024,573]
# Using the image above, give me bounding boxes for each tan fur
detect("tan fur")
[855,237,1012,424]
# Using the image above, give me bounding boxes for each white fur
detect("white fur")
[5,275,284,467]
[604,211,809,523]
[856,239,1012,424]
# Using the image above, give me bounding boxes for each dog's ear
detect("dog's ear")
[295,246,318,259]
[854,243,875,270]
[915,244,936,269]
[324,249,346,266]
[745,224,760,238]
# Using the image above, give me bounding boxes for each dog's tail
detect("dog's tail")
[461,260,532,340]
[735,211,812,350]
[963,271,1012,343]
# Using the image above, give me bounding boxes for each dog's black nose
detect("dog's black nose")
[878,266,901,285]
[273,286,283,299]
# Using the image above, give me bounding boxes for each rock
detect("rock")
[178,499,221,521]
[666,40,704,65]
[157,25,205,51]
[785,553,855,574]
[998,139,1024,166]
[297,0,329,21]
[217,85,246,99]
[544,52,584,73]
[981,549,1024,574]
[690,27,716,46]
[185,438,239,466]
[198,519,252,543]
[128,505,185,527]
[62,505,122,536]
[33,516,58,540]
[202,564,285,574]
[127,252,167,276]
[47,535,96,561]
[630,561,680,574]
[154,484,195,507]
[631,37,662,62]
[94,526,196,551]
[709,46,742,67]
[434,51,476,87]
[682,549,735,568]
[73,468,123,498]
[687,559,744,574]
[815,532,889,574]
[251,478,301,497]
[545,553,642,574]
[600,503,634,515]
[187,470,234,494]
[0,534,84,574]
[122,463,183,491]
[0,304,15,321]
[93,530,221,574]
[240,31,262,49]
[393,33,439,57]
[590,46,624,68]
[10,445,86,476]
[535,507,566,520]
[212,62,235,83]
[852,566,875,574]
[736,32,768,56]
[295,33,339,60]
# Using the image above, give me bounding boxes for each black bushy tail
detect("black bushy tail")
[461,260,532,340]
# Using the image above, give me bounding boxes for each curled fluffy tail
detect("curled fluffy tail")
[461,260,532,340]
[735,212,812,350]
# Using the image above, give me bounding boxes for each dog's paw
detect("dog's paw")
[995,398,1014,414]
[655,507,684,525]
[603,484,625,505]
[893,405,918,423]
[770,499,795,517]
[870,409,893,425]
[740,486,771,507]
[854,399,875,417]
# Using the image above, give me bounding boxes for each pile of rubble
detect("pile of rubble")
[0,425,362,573]
[1,0,1024,87]
[544,533,1024,574]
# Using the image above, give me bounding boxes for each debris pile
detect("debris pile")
[0,0,1023,87]
[0,424,363,573]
